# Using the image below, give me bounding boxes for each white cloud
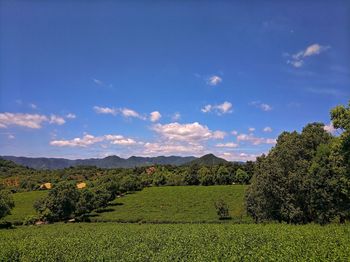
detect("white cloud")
[120,108,139,118]
[304,44,329,57]
[237,133,276,145]
[201,105,212,113]
[93,106,117,115]
[50,134,104,147]
[219,152,259,162]
[201,101,233,115]
[49,115,66,125]
[143,142,204,155]
[149,111,162,122]
[93,78,104,86]
[287,43,330,68]
[231,130,238,136]
[172,112,181,121]
[289,60,304,68]
[250,101,272,111]
[263,126,273,132]
[207,75,222,86]
[51,133,139,147]
[324,122,337,134]
[216,142,238,148]
[261,104,272,111]
[93,106,145,120]
[248,127,255,132]
[212,130,227,139]
[152,122,225,143]
[104,135,138,145]
[66,113,76,119]
[8,134,15,139]
[29,103,37,109]
[0,113,65,129]
[120,108,146,120]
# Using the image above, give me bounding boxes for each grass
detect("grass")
[1,223,349,261]
[93,185,250,223]
[1,191,47,224]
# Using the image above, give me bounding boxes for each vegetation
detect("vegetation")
[0,223,349,261]
[0,191,47,224]
[214,199,230,220]
[0,158,254,194]
[246,101,350,224]
[90,185,248,223]
[0,190,14,219]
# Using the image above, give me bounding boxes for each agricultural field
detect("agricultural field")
[93,185,250,223]
[1,223,349,261]
[0,191,47,224]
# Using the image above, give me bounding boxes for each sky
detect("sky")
[0,1,349,161]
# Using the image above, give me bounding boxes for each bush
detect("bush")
[34,182,80,222]
[0,190,15,219]
[23,215,38,226]
[214,199,230,220]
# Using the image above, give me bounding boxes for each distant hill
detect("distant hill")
[0,155,197,170]
[186,154,228,166]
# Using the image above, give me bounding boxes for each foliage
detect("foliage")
[0,191,47,224]
[22,215,38,226]
[214,199,230,219]
[34,182,81,222]
[247,101,350,224]
[94,185,248,223]
[235,168,250,184]
[0,223,349,261]
[0,190,15,219]
[246,123,332,223]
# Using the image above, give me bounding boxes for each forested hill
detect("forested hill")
[0,155,200,170]
[186,154,228,166]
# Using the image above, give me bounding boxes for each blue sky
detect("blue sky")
[0,1,349,161]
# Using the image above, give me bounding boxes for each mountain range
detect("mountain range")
[0,154,228,170]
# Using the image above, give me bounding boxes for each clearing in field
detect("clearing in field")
[0,191,47,224]
[93,185,250,223]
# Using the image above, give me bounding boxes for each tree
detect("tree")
[215,166,231,185]
[92,186,111,209]
[184,165,200,185]
[246,123,331,224]
[330,101,350,222]
[198,166,214,186]
[214,199,230,220]
[0,190,14,219]
[34,182,80,222]
[235,168,250,184]
[75,189,97,216]
[152,169,167,186]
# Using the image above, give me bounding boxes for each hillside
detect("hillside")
[0,155,197,170]
[186,154,228,166]
[94,185,249,223]
[1,185,248,224]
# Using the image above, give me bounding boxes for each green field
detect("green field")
[0,191,47,224]
[1,223,349,261]
[93,185,249,223]
[2,186,248,224]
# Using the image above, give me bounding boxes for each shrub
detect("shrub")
[214,199,230,220]
[0,190,15,219]
[23,215,38,226]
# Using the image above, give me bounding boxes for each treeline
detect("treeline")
[0,160,254,192]
[19,164,253,223]
[246,101,350,224]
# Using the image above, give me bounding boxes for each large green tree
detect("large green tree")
[329,101,350,222]
[34,182,80,222]
[0,190,15,219]
[246,123,331,223]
